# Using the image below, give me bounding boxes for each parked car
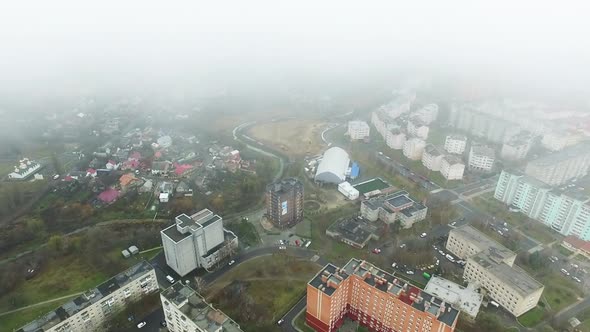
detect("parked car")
[372,248,382,254]
[445,254,455,262]
[399,243,407,248]
[166,275,175,283]
[405,270,415,275]
[561,269,570,276]
[279,246,287,250]
[391,262,397,268]
[228,260,236,266]
[420,233,427,238]
[137,321,147,329]
[572,276,582,283]
[277,319,285,325]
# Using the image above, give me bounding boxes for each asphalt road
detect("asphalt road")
[375,153,440,191]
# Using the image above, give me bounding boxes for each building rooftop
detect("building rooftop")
[163,210,223,243]
[17,261,155,332]
[442,154,464,165]
[161,283,243,332]
[266,177,303,194]
[446,134,467,141]
[470,144,495,158]
[309,259,460,328]
[451,225,515,263]
[326,216,377,248]
[470,252,544,296]
[424,276,483,318]
[364,190,426,216]
[424,144,442,156]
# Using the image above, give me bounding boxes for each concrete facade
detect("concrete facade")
[468,144,495,172]
[17,261,158,332]
[403,138,426,160]
[266,177,304,229]
[360,191,427,228]
[440,155,465,180]
[161,210,238,276]
[422,144,444,171]
[347,121,371,140]
[446,226,543,316]
[444,135,467,155]
[524,143,590,186]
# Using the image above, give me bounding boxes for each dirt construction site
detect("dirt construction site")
[246,119,329,158]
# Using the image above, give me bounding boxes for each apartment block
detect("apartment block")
[411,103,439,125]
[360,190,427,228]
[347,120,371,140]
[385,129,406,150]
[422,144,443,171]
[444,135,467,155]
[494,170,590,241]
[446,226,544,316]
[161,210,238,276]
[524,143,590,186]
[266,177,304,229]
[161,282,243,332]
[468,144,495,172]
[448,104,522,144]
[541,130,583,151]
[403,138,426,161]
[407,118,429,140]
[440,155,465,181]
[500,131,534,161]
[306,258,459,332]
[17,261,158,332]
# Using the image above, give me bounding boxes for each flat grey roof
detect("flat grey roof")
[471,253,544,296]
[425,276,483,318]
[162,224,191,242]
[450,225,515,262]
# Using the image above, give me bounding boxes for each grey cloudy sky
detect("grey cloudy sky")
[1,0,589,98]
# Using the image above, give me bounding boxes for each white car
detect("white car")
[420,233,427,238]
[572,276,582,283]
[399,243,407,248]
[228,260,236,266]
[406,270,415,275]
[279,246,287,250]
[391,262,397,268]
[561,269,570,276]
[137,321,147,329]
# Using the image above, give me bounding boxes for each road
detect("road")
[375,152,440,191]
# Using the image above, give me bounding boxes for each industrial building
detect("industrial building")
[314,147,350,184]
[337,182,359,200]
[161,282,243,332]
[266,177,304,228]
[440,155,465,180]
[424,276,483,319]
[347,120,370,141]
[468,144,495,172]
[306,258,459,332]
[17,261,158,332]
[446,226,543,316]
[422,144,444,171]
[161,210,238,276]
[360,190,427,228]
[494,170,590,241]
[403,138,426,160]
[524,142,590,186]
[444,134,467,155]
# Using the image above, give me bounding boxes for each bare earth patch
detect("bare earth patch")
[247,119,329,158]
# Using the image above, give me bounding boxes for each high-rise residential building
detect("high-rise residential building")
[347,120,371,140]
[446,226,544,316]
[494,170,590,241]
[440,155,465,180]
[444,134,467,155]
[468,144,495,172]
[161,282,243,332]
[407,118,429,140]
[448,103,522,143]
[411,103,439,125]
[360,190,427,228]
[524,143,590,186]
[161,210,238,276]
[385,128,406,150]
[306,258,459,332]
[403,138,426,160]
[500,131,534,161]
[17,261,158,332]
[266,177,304,229]
[541,130,584,151]
[422,144,443,171]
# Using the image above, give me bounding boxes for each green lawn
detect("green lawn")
[519,223,558,244]
[0,257,108,314]
[0,161,14,177]
[294,310,316,332]
[517,306,545,327]
[225,220,260,247]
[558,246,574,257]
[0,300,72,332]
[206,255,320,331]
[538,272,581,312]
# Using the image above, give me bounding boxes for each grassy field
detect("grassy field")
[247,119,328,158]
[294,310,316,332]
[0,161,14,177]
[539,272,581,312]
[0,256,108,314]
[225,220,260,247]
[517,306,545,327]
[206,254,320,331]
[0,300,72,332]
[558,246,574,257]
[519,223,557,244]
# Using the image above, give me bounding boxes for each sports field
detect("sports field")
[353,178,390,194]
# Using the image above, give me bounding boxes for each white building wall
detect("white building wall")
[403,139,426,160]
